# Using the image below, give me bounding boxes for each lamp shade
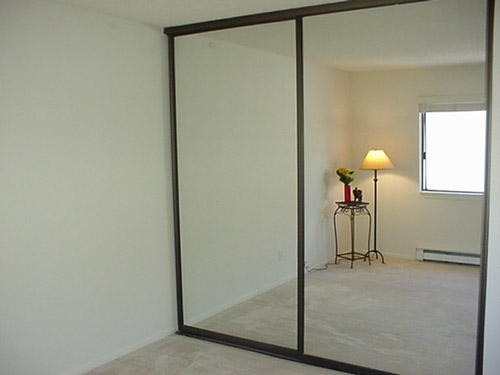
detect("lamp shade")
[360,149,394,170]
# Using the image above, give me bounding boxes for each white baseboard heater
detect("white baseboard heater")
[416,248,480,266]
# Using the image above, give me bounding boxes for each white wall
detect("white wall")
[1,0,499,373]
[304,63,352,267]
[175,30,298,325]
[174,29,354,324]
[0,1,175,375]
[349,64,485,259]
[483,2,500,374]
[303,63,485,262]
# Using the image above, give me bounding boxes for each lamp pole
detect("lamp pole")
[360,149,393,264]
[366,169,385,263]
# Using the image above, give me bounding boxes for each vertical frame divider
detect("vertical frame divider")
[168,34,185,329]
[475,0,496,373]
[295,16,305,355]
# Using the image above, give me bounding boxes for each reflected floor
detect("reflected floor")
[194,278,297,348]
[195,257,479,375]
[304,257,479,375]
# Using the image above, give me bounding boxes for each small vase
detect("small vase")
[344,185,351,203]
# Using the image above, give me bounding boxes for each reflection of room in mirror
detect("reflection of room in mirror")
[175,21,298,348]
[303,0,486,373]
[171,0,488,374]
[190,257,478,375]
[304,258,479,375]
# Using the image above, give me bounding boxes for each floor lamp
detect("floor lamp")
[360,149,394,264]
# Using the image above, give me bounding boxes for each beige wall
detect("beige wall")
[309,64,485,261]
[305,62,352,267]
[174,30,298,324]
[0,1,175,374]
[349,64,485,259]
[1,0,499,374]
[174,29,355,323]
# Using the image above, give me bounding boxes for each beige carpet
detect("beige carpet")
[86,258,479,375]
[85,335,344,375]
[196,257,479,375]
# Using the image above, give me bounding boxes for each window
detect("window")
[420,104,487,194]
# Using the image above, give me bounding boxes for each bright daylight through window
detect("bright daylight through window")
[421,109,487,194]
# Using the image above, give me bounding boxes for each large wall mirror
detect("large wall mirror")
[166,0,491,373]
[174,21,298,349]
[303,1,487,374]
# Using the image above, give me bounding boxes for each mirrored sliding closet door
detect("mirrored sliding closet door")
[303,0,487,374]
[168,0,491,373]
[174,20,298,348]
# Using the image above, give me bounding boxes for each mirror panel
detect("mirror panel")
[175,21,298,348]
[303,0,486,373]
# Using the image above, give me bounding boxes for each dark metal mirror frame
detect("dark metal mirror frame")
[164,1,495,374]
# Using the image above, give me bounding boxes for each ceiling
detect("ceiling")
[206,0,487,71]
[49,0,343,28]
[49,0,487,71]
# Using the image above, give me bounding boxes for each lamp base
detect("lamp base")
[364,249,385,265]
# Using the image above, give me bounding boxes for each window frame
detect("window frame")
[419,102,487,195]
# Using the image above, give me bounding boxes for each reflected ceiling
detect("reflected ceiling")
[209,0,486,71]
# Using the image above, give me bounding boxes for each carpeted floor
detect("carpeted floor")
[196,257,480,375]
[85,335,344,375]
[86,257,479,375]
